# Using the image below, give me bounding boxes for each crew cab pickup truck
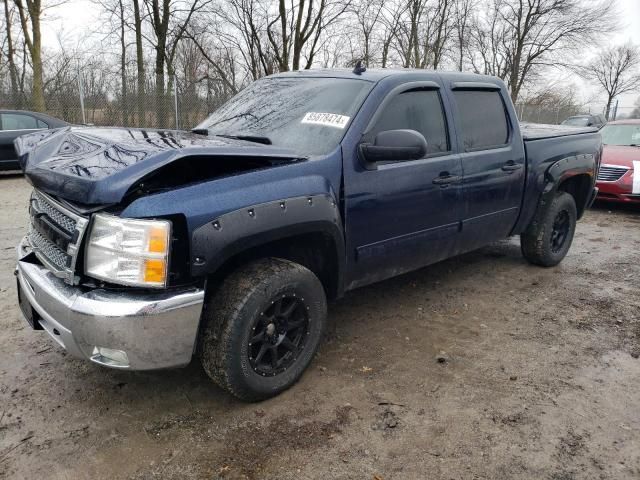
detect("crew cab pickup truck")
[15,69,601,401]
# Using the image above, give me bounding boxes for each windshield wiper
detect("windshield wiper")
[215,133,272,145]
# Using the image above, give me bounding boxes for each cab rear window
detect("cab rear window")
[453,91,509,150]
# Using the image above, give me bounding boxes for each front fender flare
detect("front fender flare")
[190,194,344,283]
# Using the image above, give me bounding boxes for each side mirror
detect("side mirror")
[360,129,428,165]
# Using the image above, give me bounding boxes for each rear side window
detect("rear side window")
[453,90,509,150]
[371,89,449,155]
[1,113,39,130]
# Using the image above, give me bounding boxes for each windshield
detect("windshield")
[600,124,640,146]
[195,77,373,156]
[562,117,590,126]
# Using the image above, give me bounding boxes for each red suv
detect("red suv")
[596,120,640,204]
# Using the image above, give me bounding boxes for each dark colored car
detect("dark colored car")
[596,119,640,204]
[561,114,606,129]
[0,110,68,171]
[14,69,601,401]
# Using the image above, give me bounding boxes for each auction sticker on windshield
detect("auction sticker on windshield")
[301,112,350,129]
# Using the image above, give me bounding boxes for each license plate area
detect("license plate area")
[17,279,43,330]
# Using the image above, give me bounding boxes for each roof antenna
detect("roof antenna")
[353,60,366,75]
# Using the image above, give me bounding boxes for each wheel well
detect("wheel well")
[557,174,592,219]
[207,232,341,301]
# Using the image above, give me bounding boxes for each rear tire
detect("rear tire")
[199,258,327,401]
[520,191,577,267]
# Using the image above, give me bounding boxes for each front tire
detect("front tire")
[520,191,577,267]
[199,258,327,401]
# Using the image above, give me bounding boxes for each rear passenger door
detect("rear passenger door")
[449,85,526,252]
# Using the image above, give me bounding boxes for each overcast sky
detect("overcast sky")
[41,0,640,113]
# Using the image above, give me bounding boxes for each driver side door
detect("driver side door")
[344,83,463,289]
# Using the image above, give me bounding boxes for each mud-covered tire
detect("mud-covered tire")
[520,191,577,267]
[199,258,327,401]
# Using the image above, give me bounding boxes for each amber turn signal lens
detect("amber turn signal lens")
[143,258,166,283]
[148,227,168,253]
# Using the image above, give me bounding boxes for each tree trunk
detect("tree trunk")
[15,0,45,111]
[30,29,45,111]
[605,94,614,121]
[4,0,20,104]
[155,51,166,127]
[119,0,128,126]
[167,63,176,129]
[278,0,289,70]
[133,0,145,126]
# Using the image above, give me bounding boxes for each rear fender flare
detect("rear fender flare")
[539,153,596,213]
[545,153,596,187]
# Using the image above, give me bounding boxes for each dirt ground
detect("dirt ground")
[1,174,639,480]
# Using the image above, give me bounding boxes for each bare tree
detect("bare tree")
[95,0,132,125]
[216,0,276,80]
[452,0,473,71]
[266,0,351,71]
[144,0,210,125]
[3,0,21,103]
[581,43,640,120]
[378,0,405,68]
[132,0,145,123]
[351,0,385,66]
[13,0,47,110]
[470,0,616,103]
[392,0,454,69]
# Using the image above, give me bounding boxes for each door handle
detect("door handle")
[432,174,462,185]
[501,163,522,172]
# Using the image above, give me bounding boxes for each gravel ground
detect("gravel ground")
[1,174,639,480]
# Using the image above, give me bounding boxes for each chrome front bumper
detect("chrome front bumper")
[16,239,205,370]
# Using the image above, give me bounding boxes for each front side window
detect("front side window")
[369,89,449,155]
[454,90,509,150]
[1,113,39,130]
[196,77,373,156]
[600,124,640,146]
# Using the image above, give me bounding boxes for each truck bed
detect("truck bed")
[512,123,602,235]
[520,122,598,140]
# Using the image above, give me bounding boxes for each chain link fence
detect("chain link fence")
[515,103,583,125]
[2,72,637,128]
[516,103,639,124]
[0,72,234,130]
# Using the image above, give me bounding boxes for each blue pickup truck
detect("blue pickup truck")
[15,68,600,400]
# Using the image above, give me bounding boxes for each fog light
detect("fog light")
[90,346,130,368]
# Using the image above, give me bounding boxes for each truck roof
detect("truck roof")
[271,68,499,84]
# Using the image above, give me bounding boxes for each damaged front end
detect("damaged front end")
[14,126,305,369]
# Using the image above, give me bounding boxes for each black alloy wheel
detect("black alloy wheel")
[199,258,327,401]
[520,191,577,267]
[550,210,570,253]
[248,295,310,376]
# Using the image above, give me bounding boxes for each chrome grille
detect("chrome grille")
[597,165,629,182]
[27,190,89,284]
[33,190,77,233]
[28,226,70,270]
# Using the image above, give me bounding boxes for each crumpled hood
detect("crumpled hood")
[16,126,302,205]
